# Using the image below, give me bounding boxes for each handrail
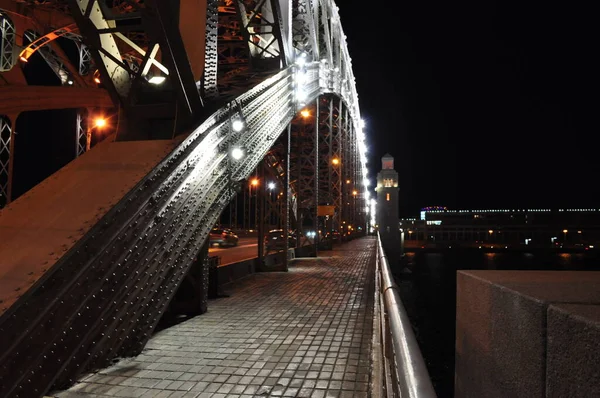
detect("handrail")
[376,232,437,397]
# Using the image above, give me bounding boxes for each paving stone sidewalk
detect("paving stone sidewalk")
[52,237,377,398]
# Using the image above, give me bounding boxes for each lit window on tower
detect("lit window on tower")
[383,178,394,187]
[386,193,390,201]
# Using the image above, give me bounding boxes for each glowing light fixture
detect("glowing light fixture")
[148,75,166,84]
[331,158,340,165]
[296,89,307,102]
[94,118,107,128]
[300,109,311,118]
[268,182,276,190]
[230,147,245,160]
[251,178,259,186]
[232,119,245,132]
[295,52,308,66]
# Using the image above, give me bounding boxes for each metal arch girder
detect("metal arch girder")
[145,0,204,115]
[291,0,319,59]
[18,23,78,61]
[22,29,70,84]
[277,0,294,65]
[77,41,92,75]
[233,0,288,69]
[68,0,131,99]
[202,0,220,99]
[316,0,333,64]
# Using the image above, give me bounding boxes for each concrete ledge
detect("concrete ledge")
[547,304,600,397]
[455,270,600,398]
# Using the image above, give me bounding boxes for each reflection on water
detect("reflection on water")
[393,249,600,398]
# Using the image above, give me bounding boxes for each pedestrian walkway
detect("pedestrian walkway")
[50,237,377,398]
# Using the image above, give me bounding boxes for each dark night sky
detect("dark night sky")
[339,1,596,217]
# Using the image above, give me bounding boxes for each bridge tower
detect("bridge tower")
[376,153,402,261]
[376,153,399,232]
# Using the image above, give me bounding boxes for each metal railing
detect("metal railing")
[375,233,437,397]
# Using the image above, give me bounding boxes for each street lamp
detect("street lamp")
[563,229,568,242]
[94,117,107,128]
[248,178,259,230]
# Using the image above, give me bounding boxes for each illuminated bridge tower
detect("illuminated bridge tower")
[375,153,402,263]
[376,153,399,232]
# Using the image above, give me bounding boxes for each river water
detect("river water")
[392,249,600,398]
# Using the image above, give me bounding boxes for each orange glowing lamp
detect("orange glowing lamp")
[94,118,107,128]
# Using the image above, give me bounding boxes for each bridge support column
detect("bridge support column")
[257,161,266,268]
[282,123,291,270]
[292,101,318,256]
[257,154,289,272]
[0,113,17,208]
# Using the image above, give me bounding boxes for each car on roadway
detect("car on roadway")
[265,229,297,252]
[209,228,239,247]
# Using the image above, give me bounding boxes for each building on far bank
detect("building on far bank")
[400,208,600,248]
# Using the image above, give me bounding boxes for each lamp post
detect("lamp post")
[250,178,259,230]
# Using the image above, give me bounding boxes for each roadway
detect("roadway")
[209,237,259,266]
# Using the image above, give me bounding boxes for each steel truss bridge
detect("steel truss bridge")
[0,1,370,396]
